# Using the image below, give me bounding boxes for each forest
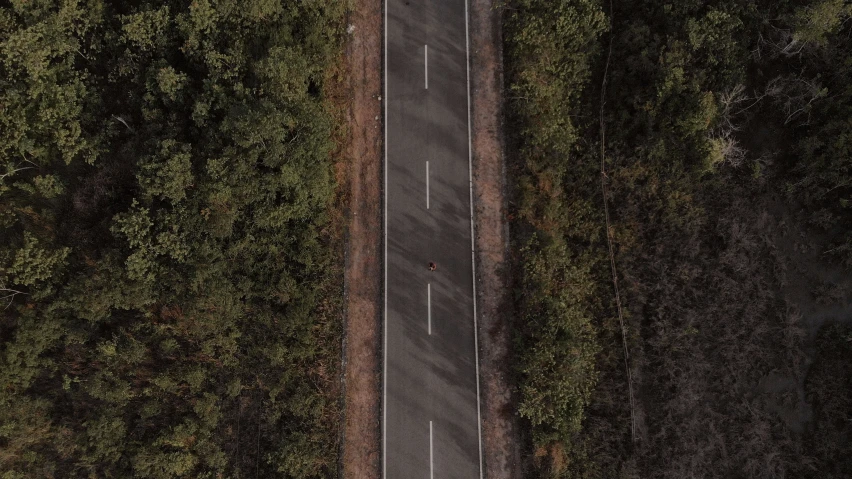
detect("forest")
[1,1,345,477]
[505,0,852,477]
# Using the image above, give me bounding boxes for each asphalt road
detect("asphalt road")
[384,0,482,478]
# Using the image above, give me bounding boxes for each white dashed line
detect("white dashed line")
[427,283,432,335]
[426,161,430,209]
[430,420,434,479]
[425,44,429,89]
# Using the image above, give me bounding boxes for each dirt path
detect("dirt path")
[340,0,383,478]
[469,2,522,478]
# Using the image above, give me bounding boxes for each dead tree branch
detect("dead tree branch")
[0,165,35,182]
[111,115,135,133]
[1,286,27,310]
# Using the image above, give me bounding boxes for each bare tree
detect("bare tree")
[768,76,827,125]
[712,130,748,167]
[757,25,806,58]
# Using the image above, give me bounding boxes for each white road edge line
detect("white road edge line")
[425,44,429,89]
[430,420,434,479]
[382,0,388,476]
[426,161,430,209]
[463,0,485,477]
[428,283,432,335]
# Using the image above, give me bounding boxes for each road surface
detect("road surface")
[384,0,482,478]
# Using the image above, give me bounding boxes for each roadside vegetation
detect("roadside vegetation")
[0,1,345,477]
[505,0,852,477]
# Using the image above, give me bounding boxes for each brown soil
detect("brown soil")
[340,0,383,478]
[468,2,522,478]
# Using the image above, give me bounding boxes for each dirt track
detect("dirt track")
[341,0,383,477]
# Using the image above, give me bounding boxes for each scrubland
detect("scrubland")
[504,0,852,477]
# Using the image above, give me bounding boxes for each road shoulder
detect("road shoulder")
[341,0,383,478]
[469,2,522,478]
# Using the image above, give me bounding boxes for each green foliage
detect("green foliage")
[517,236,600,445]
[31,175,65,198]
[0,0,100,166]
[505,0,609,473]
[506,0,606,159]
[794,0,852,47]
[120,6,171,52]
[5,232,68,287]
[0,0,345,477]
[138,140,194,203]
